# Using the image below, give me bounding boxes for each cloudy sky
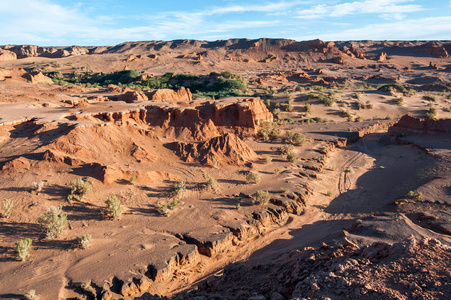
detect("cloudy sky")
[0,0,450,46]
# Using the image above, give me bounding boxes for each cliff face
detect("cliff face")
[171,133,257,166]
[388,115,451,136]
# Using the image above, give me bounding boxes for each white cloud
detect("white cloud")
[295,16,451,40]
[296,0,423,19]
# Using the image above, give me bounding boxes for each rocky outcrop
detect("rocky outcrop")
[91,163,175,184]
[147,87,192,101]
[0,49,17,61]
[388,115,451,136]
[377,52,387,62]
[22,71,53,84]
[171,133,257,166]
[123,90,148,103]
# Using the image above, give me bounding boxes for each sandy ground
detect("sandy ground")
[0,40,450,299]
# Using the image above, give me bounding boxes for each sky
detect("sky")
[0,0,450,46]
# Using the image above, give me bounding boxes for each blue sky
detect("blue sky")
[0,0,450,46]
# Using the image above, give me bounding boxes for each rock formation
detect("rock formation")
[171,133,257,166]
[147,87,193,101]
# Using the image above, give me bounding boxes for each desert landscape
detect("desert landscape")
[0,38,450,300]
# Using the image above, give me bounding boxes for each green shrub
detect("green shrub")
[38,206,67,240]
[246,171,261,184]
[278,144,293,156]
[105,196,123,220]
[295,86,304,92]
[1,198,13,219]
[286,131,306,146]
[155,198,178,216]
[68,178,92,201]
[258,122,280,142]
[16,238,32,261]
[286,150,297,162]
[424,107,437,119]
[340,108,351,118]
[202,172,217,191]
[326,191,333,197]
[304,103,312,114]
[396,97,404,106]
[385,115,394,120]
[284,103,293,112]
[250,190,271,205]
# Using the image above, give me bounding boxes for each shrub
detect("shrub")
[396,97,404,106]
[1,198,13,218]
[286,150,297,162]
[246,171,261,184]
[30,181,44,193]
[250,190,271,205]
[258,122,280,142]
[278,144,293,156]
[274,168,281,175]
[105,196,123,220]
[24,290,40,300]
[129,176,137,185]
[286,131,306,146]
[75,234,92,249]
[304,103,312,114]
[235,203,241,210]
[68,178,92,201]
[424,107,437,119]
[155,198,178,216]
[173,179,186,198]
[326,191,333,197]
[264,156,272,164]
[365,100,374,109]
[385,115,394,120]
[322,96,335,107]
[38,206,67,240]
[340,108,351,118]
[272,108,281,120]
[16,238,32,261]
[202,172,217,191]
[284,103,293,112]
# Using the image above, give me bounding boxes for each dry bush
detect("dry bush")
[24,290,40,300]
[250,190,271,205]
[155,198,178,217]
[38,206,67,240]
[75,234,92,249]
[286,131,306,146]
[105,196,123,220]
[1,198,13,218]
[246,171,261,184]
[30,181,44,193]
[68,178,92,201]
[173,180,186,198]
[203,172,218,191]
[16,238,32,261]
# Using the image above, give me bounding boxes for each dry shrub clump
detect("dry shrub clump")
[38,206,67,240]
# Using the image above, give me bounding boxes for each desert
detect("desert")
[0,11,451,300]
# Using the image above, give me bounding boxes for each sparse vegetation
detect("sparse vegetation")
[1,198,13,218]
[286,131,306,146]
[129,176,137,185]
[326,191,333,197]
[264,156,273,164]
[105,196,123,220]
[67,178,92,201]
[284,103,293,112]
[286,150,297,162]
[385,115,394,120]
[258,122,280,142]
[75,234,92,249]
[274,168,281,175]
[30,181,44,193]
[156,198,178,216]
[38,206,67,240]
[24,290,40,300]
[16,238,32,261]
[246,171,261,184]
[173,179,187,198]
[424,107,437,119]
[250,190,271,205]
[396,97,404,106]
[203,172,218,191]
